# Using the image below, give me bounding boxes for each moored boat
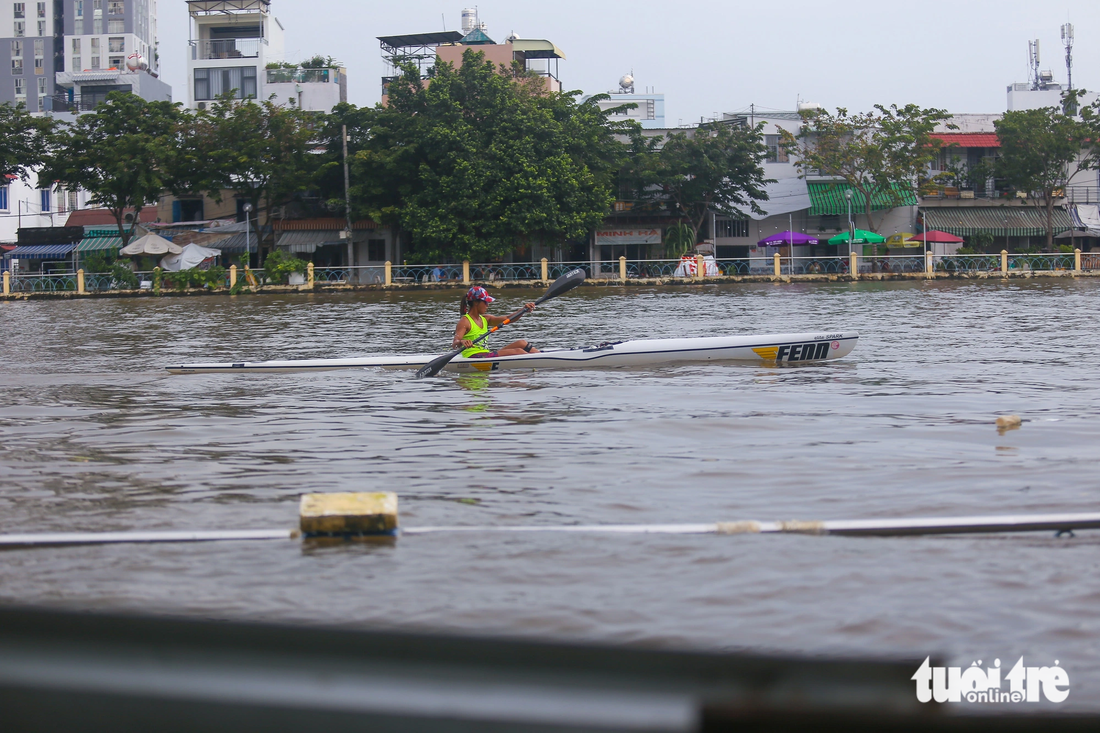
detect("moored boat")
[166,332,858,375]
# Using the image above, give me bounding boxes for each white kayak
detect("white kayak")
[166,332,858,375]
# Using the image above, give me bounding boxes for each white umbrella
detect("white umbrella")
[120,233,183,256]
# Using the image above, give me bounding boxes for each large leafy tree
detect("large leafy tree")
[632,122,770,246]
[0,102,54,179]
[351,51,627,262]
[40,92,187,246]
[995,103,1087,250]
[781,104,949,234]
[190,94,319,228]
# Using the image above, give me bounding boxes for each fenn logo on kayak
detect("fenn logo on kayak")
[753,341,839,362]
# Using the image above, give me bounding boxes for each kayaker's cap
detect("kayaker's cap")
[465,286,494,304]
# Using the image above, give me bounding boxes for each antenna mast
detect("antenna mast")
[1028,39,1041,90]
[1061,23,1074,91]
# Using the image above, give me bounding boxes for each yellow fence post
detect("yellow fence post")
[462,260,470,285]
[77,269,85,294]
[1001,249,1008,276]
[1075,248,1082,273]
[540,257,548,283]
[307,262,314,287]
[2,270,9,296]
[384,260,392,286]
[925,250,933,276]
[773,252,781,277]
[229,264,237,288]
[619,255,627,281]
[850,251,858,277]
[696,253,705,279]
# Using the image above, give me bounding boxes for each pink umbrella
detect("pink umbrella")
[907,230,964,244]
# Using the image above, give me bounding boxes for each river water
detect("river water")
[2,280,1099,708]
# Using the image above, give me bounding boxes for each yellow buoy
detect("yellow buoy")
[299,492,398,536]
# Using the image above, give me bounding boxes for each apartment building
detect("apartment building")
[1,1,59,112]
[186,0,283,110]
[0,1,168,114]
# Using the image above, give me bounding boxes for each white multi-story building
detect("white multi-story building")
[186,0,344,113]
[186,0,283,110]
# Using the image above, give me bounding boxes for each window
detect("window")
[90,36,100,69]
[14,77,25,95]
[107,18,123,32]
[715,218,750,238]
[40,188,51,213]
[37,2,45,17]
[71,56,80,70]
[108,0,123,13]
[33,39,43,73]
[108,37,124,53]
[75,0,83,17]
[37,76,45,95]
[93,0,101,13]
[93,18,101,33]
[14,21,24,36]
[764,135,789,164]
[67,191,79,211]
[34,57,43,74]
[11,40,21,57]
[194,66,258,100]
[71,37,80,54]
[819,215,840,231]
[0,184,8,211]
[37,20,44,35]
[108,56,122,68]
[13,3,25,19]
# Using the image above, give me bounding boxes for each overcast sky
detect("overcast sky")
[159,0,1099,122]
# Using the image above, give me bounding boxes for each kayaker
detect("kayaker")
[452,286,539,358]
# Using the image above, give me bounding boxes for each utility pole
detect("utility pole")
[343,124,354,272]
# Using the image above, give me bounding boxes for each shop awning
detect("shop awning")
[275,230,344,254]
[76,236,123,252]
[213,226,267,254]
[808,182,918,217]
[922,207,1072,237]
[6,244,77,258]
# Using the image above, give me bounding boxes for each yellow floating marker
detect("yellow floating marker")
[299,492,398,537]
[995,415,1022,430]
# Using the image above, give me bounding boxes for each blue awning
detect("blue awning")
[6,244,78,259]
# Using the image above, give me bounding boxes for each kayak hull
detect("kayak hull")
[166,332,858,375]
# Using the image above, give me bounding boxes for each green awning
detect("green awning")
[76,236,123,252]
[922,207,1072,237]
[808,182,918,216]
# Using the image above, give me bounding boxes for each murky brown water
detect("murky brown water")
[2,280,1099,708]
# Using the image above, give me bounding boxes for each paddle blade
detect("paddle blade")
[537,268,586,304]
[415,348,462,379]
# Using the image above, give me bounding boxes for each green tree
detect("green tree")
[994,104,1086,250]
[781,104,950,234]
[354,51,627,262]
[190,94,319,233]
[40,92,187,246]
[634,122,770,247]
[0,102,54,179]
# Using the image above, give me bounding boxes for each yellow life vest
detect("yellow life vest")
[461,314,490,358]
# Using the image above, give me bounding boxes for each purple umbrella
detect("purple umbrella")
[757,231,819,246]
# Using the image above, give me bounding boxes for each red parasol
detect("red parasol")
[907,230,965,244]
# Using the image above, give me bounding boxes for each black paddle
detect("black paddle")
[415,268,587,379]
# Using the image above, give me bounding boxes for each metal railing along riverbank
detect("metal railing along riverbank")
[3,251,1099,297]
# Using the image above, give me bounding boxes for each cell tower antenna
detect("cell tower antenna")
[1028,39,1041,90]
[1061,23,1074,91]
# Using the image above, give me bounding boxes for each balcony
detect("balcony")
[265,68,337,84]
[191,38,264,61]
